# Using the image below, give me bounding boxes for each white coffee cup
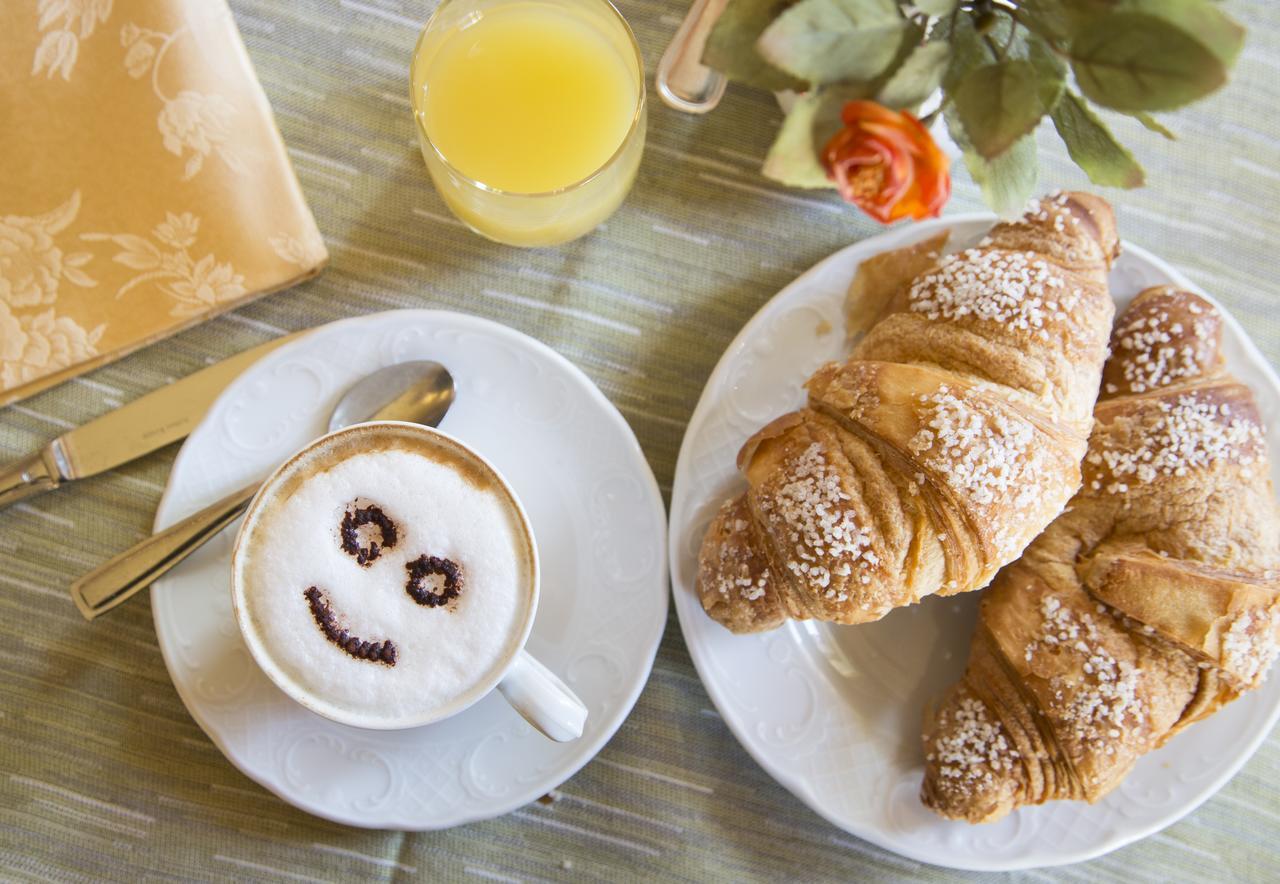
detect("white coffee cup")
[230,421,587,741]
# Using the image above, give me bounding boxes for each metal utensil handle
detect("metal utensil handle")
[0,452,58,510]
[70,482,260,620]
[655,0,729,114]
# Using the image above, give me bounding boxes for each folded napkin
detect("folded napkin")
[0,0,327,406]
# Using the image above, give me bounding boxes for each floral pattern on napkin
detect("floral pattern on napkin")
[31,0,114,81]
[83,212,247,317]
[0,192,105,389]
[121,21,246,180]
[1,0,327,406]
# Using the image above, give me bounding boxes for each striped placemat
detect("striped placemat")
[2,0,1278,879]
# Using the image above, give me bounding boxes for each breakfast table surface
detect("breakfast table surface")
[4,0,1280,881]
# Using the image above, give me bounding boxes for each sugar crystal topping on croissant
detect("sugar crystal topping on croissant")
[697,191,1120,635]
[922,286,1280,823]
[1086,393,1266,494]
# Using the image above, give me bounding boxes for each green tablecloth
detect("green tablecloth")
[3,0,1279,879]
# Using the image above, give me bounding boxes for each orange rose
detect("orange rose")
[822,100,950,224]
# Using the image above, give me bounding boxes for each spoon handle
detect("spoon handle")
[655,0,729,114]
[71,482,259,620]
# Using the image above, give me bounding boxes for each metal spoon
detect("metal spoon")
[655,0,728,114]
[71,361,456,620]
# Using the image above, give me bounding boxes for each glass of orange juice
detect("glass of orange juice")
[410,0,646,247]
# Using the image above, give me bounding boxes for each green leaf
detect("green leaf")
[1131,111,1176,140]
[940,12,1064,159]
[877,41,949,109]
[945,104,1038,217]
[1051,91,1145,188]
[941,9,1065,91]
[1018,0,1116,44]
[965,135,1040,218]
[1018,0,1073,43]
[1069,0,1245,112]
[953,61,1053,159]
[763,94,831,188]
[938,9,993,93]
[914,0,956,14]
[757,0,907,85]
[704,0,808,92]
[1026,30,1068,110]
[762,86,872,188]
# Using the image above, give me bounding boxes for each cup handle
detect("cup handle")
[496,650,588,742]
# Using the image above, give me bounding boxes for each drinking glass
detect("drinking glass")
[410,0,647,247]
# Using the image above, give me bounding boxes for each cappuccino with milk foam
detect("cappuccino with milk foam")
[234,423,535,728]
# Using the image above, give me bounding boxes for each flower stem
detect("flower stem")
[115,270,173,300]
[150,27,188,104]
[1002,18,1019,55]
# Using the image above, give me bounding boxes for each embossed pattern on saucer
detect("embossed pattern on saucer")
[668,216,1280,871]
[151,310,667,829]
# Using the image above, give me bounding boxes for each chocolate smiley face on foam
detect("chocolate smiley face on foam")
[339,503,399,566]
[303,501,465,667]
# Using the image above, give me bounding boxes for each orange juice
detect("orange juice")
[411,0,645,246]
[421,4,636,193]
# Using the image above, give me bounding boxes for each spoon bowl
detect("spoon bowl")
[328,361,455,433]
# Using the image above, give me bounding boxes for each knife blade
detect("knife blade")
[0,334,299,509]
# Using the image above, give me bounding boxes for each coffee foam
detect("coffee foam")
[236,425,534,727]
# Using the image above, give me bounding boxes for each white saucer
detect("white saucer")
[152,310,668,829]
[668,216,1280,870]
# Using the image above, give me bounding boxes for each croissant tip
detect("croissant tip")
[1127,285,1216,316]
[1057,191,1120,264]
[1103,285,1226,397]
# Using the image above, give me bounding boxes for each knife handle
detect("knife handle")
[0,452,59,510]
[71,482,260,620]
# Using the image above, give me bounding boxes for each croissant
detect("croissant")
[698,192,1119,633]
[921,286,1280,823]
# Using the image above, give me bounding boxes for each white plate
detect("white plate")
[152,310,668,829]
[668,215,1280,871]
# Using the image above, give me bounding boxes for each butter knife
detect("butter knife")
[0,335,296,509]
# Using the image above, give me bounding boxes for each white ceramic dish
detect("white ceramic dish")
[668,215,1280,871]
[152,310,668,829]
